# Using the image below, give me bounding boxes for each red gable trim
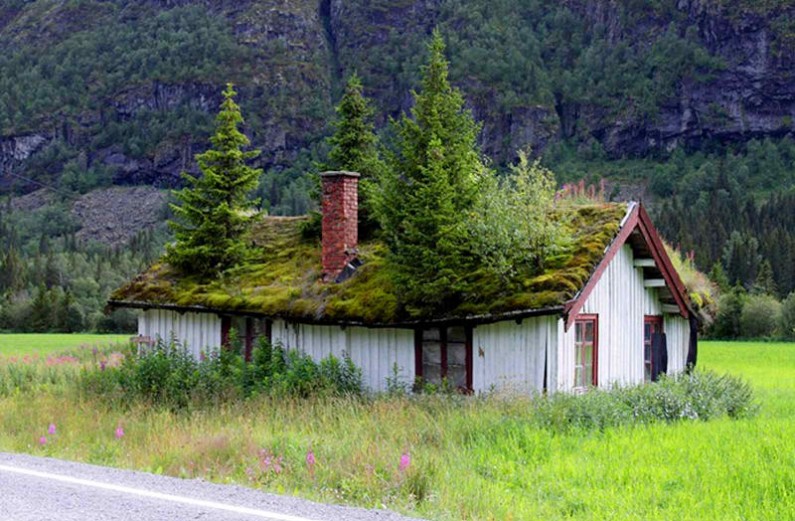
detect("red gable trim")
[563,203,690,331]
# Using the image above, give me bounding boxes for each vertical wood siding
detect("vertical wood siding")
[138,309,222,358]
[471,316,557,394]
[664,315,689,373]
[271,319,415,392]
[558,244,686,390]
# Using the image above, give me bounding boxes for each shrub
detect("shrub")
[780,291,795,340]
[531,369,756,433]
[80,337,363,408]
[740,294,781,338]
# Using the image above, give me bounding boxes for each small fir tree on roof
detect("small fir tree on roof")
[167,83,262,279]
[326,73,384,237]
[373,29,488,312]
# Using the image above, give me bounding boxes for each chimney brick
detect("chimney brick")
[321,171,359,281]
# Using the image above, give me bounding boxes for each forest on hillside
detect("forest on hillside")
[1,0,795,334]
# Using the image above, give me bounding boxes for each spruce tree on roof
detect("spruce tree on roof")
[167,83,262,279]
[374,29,488,313]
[327,73,384,237]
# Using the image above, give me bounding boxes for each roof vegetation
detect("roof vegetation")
[109,202,627,325]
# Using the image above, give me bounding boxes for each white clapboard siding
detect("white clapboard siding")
[271,319,415,392]
[664,315,689,373]
[472,315,557,394]
[558,244,684,390]
[138,309,222,358]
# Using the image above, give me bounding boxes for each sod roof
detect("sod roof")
[109,202,629,325]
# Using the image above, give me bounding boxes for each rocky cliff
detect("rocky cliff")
[1,0,795,196]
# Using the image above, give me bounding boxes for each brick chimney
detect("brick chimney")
[321,171,359,281]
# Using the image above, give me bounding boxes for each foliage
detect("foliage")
[88,337,363,409]
[1,341,788,520]
[0,200,168,333]
[780,292,795,340]
[710,286,747,339]
[665,243,718,323]
[532,369,756,433]
[326,73,383,181]
[740,294,782,339]
[325,73,385,237]
[167,84,262,279]
[462,150,565,280]
[373,30,490,314]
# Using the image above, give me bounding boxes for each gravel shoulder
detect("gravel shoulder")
[0,452,427,521]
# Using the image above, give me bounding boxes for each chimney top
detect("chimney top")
[320,171,360,178]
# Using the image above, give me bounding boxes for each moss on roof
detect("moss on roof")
[110,203,628,324]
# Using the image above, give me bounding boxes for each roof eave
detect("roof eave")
[107,299,565,329]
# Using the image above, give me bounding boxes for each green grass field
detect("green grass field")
[0,339,792,520]
[0,334,130,357]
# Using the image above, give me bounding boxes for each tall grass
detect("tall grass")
[0,341,792,520]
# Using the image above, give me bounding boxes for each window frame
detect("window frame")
[414,325,473,393]
[574,314,599,389]
[644,315,664,382]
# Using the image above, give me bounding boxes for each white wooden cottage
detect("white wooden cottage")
[110,172,697,394]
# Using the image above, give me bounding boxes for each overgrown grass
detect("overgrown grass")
[0,333,129,357]
[0,341,792,520]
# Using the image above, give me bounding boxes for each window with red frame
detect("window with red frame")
[644,315,663,382]
[415,326,472,392]
[574,315,598,389]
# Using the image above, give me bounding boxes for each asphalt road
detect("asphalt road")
[0,453,427,521]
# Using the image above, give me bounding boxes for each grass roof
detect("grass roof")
[110,203,628,325]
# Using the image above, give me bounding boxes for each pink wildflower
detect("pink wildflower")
[399,452,411,472]
[39,436,47,446]
[48,423,56,435]
[115,426,124,439]
[99,360,107,371]
[306,449,316,479]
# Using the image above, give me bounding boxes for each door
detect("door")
[644,316,663,382]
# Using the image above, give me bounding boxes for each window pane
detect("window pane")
[422,342,441,365]
[422,363,443,385]
[575,344,582,365]
[576,323,582,343]
[447,326,466,343]
[423,328,441,342]
[575,366,583,388]
[584,322,594,342]
[585,345,592,366]
[448,342,466,365]
[448,365,467,389]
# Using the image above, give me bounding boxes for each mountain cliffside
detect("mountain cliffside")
[1,0,795,196]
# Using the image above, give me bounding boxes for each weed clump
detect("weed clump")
[79,337,363,409]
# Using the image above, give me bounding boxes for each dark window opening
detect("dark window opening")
[644,315,663,382]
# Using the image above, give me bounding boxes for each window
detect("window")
[222,316,272,361]
[415,326,472,392]
[644,316,663,382]
[574,315,598,389]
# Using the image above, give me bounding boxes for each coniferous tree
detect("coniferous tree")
[327,73,384,236]
[167,84,262,278]
[374,29,488,313]
[327,73,382,179]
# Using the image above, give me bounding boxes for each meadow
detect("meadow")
[0,333,129,357]
[0,338,792,520]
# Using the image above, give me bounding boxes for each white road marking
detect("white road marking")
[0,463,323,521]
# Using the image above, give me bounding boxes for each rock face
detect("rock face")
[2,0,795,193]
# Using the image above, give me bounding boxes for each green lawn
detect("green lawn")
[0,333,130,357]
[0,340,792,520]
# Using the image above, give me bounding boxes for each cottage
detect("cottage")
[109,172,697,394]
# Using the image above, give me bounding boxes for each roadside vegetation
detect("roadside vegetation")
[0,339,790,520]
